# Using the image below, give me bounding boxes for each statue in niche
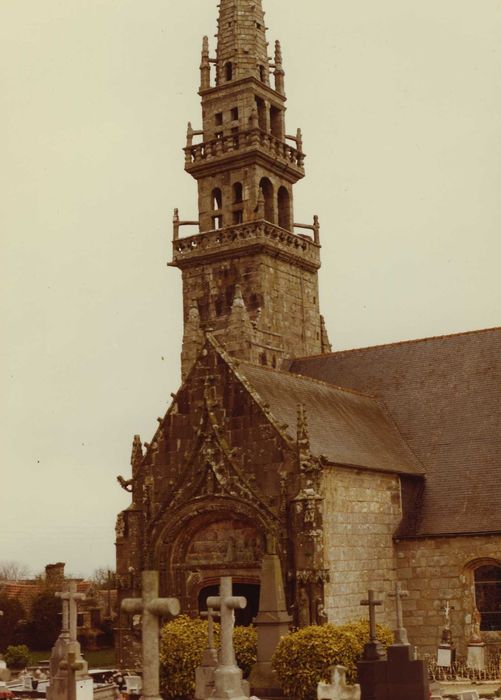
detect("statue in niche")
[298,587,311,628]
[470,607,482,644]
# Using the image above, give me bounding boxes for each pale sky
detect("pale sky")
[1,0,500,578]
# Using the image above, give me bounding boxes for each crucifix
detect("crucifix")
[56,581,85,643]
[440,600,455,645]
[206,576,248,700]
[388,581,410,645]
[360,590,385,661]
[122,570,180,700]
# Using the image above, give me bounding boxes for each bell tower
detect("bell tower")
[171,0,331,378]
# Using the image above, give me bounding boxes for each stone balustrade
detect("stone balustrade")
[172,220,320,268]
[184,129,305,170]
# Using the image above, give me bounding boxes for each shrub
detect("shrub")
[4,644,31,669]
[0,595,26,651]
[272,620,393,700]
[160,615,257,699]
[233,625,257,677]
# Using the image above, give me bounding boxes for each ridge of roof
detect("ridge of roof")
[290,325,501,362]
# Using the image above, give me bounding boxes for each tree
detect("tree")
[0,562,30,582]
[90,568,116,589]
[25,592,61,650]
[0,595,26,651]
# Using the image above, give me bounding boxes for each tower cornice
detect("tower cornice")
[199,76,287,105]
[170,220,320,273]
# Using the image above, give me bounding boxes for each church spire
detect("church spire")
[215,0,270,85]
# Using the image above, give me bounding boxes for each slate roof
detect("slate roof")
[288,327,501,538]
[236,361,424,476]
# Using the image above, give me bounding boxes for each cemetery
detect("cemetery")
[1,566,501,700]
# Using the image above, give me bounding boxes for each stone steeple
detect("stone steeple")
[171,0,331,378]
[215,0,270,85]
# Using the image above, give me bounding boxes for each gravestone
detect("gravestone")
[357,586,430,700]
[122,570,180,700]
[317,665,361,700]
[48,581,92,700]
[387,582,409,646]
[248,538,292,696]
[195,607,219,700]
[437,601,456,668]
[205,576,249,700]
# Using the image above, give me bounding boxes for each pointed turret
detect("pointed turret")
[216,0,270,85]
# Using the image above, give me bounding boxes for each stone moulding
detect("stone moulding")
[171,220,321,271]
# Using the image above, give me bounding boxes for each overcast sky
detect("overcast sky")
[1,0,500,578]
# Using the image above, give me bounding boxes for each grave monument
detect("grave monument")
[121,570,180,700]
[205,576,249,700]
[248,537,291,696]
[437,601,456,668]
[357,586,430,700]
[48,582,92,700]
[195,606,220,700]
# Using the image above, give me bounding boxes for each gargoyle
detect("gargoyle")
[117,475,134,493]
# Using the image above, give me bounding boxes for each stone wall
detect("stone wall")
[395,534,501,656]
[322,466,401,627]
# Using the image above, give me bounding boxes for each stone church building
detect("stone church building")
[115,0,501,664]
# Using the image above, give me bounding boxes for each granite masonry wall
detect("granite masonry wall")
[395,535,501,657]
[323,466,401,627]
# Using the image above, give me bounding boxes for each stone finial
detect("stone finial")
[173,208,180,240]
[297,403,310,453]
[200,36,211,90]
[274,40,283,65]
[320,315,332,353]
[131,434,143,469]
[274,40,285,94]
[296,128,303,152]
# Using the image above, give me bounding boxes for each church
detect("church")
[115,0,501,665]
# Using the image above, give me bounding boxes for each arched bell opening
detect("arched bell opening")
[259,177,275,224]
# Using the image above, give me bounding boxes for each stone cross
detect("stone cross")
[387,582,409,645]
[200,607,220,666]
[122,570,180,700]
[360,590,384,661]
[360,590,382,643]
[56,581,85,642]
[206,576,247,700]
[441,601,454,630]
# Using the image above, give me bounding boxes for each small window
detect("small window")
[231,107,239,121]
[215,131,223,139]
[215,112,223,126]
[474,564,501,631]
[233,211,243,224]
[212,215,223,230]
[259,352,267,366]
[225,62,233,81]
[212,188,222,210]
[233,182,243,203]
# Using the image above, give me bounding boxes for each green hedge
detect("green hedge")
[159,615,256,699]
[272,620,393,700]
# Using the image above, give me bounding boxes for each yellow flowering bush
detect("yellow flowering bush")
[271,620,393,700]
[233,625,257,677]
[159,615,257,699]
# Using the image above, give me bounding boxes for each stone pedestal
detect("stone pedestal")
[467,644,486,671]
[249,551,292,696]
[436,644,455,668]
